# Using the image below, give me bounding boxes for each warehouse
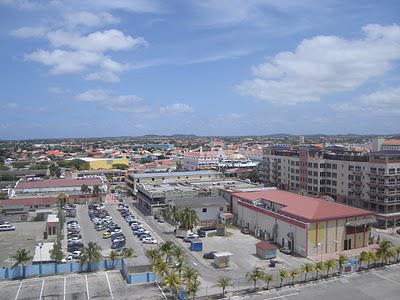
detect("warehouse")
[234,190,375,257]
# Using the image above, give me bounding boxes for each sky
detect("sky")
[0,0,400,139]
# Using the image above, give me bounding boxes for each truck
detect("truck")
[175,229,198,239]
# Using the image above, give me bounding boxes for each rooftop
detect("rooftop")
[15,177,103,189]
[132,170,220,179]
[256,241,277,251]
[383,139,400,145]
[0,196,56,207]
[234,190,374,222]
[172,196,229,208]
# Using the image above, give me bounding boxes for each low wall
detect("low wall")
[0,259,123,280]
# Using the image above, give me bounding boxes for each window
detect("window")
[314,163,319,168]
[219,207,224,211]
[202,208,207,213]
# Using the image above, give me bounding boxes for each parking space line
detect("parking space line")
[266,291,299,300]
[85,275,90,300]
[373,271,400,287]
[105,272,114,299]
[39,279,45,299]
[63,277,66,300]
[14,281,22,300]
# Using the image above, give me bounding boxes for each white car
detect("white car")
[142,237,157,244]
[71,251,81,259]
[111,229,122,235]
[68,237,82,242]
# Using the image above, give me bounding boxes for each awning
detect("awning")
[346,216,376,226]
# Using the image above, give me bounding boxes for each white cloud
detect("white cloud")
[47,29,147,52]
[85,71,120,83]
[25,49,104,74]
[0,0,42,10]
[76,0,162,13]
[159,103,193,115]
[64,11,119,28]
[48,87,63,94]
[332,87,400,115]
[236,24,400,105]
[11,26,49,38]
[76,89,149,113]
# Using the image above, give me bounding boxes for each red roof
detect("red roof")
[383,139,400,145]
[256,241,277,251]
[0,197,56,207]
[15,178,102,189]
[234,190,374,222]
[47,150,64,157]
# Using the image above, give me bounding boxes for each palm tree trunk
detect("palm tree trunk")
[267,281,270,290]
[304,273,307,282]
[280,279,283,287]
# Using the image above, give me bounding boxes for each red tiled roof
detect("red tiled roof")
[383,139,400,145]
[234,190,374,222]
[0,197,56,207]
[15,178,102,189]
[256,241,277,251]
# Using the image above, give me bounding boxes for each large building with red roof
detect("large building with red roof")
[233,190,375,257]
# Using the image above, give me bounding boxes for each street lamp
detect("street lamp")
[317,242,322,262]
[37,243,43,275]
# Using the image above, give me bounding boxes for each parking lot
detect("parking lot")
[0,221,47,266]
[71,204,159,258]
[0,270,162,300]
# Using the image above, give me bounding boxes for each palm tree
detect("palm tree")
[164,271,181,299]
[160,241,175,263]
[80,242,102,272]
[369,251,379,268]
[377,240,392,265]
[146,248,161,265]
[387,248,397,264]
[92,185,101,197]
[279,270,288,287]
[179,206,199,231]
[50,241,64,262]
[188,278,201,300]
[11,248,32,278]
[262,273,273,290]
[395,245,400,263]
[315,261,324,279]
[359,251,369,270]
[122,247,136,259]
[80,184,90,194]
[154,260,169,278]
[302,263,314,282]
[165,205,182,229]
[289,269,299,285]
[109,250,120,269]
[215,276,232,297]
[324,259,337,277]
[246,266,265,291]
[338,254,348,274]
[173,245,186,261]
[182,266,199,293]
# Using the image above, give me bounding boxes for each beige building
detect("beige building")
[233,190,375,257]
[261,146,400,228]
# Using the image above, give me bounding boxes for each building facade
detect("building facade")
[233,190,375,257]
[261,146,400,228]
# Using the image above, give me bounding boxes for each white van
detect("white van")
[0,224,16,231]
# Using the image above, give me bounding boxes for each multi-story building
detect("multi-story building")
[381,139,400,151]
[261,146,400,228]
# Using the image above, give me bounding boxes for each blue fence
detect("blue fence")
[0,259,124,280]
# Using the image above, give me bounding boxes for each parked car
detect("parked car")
[111,240,126,249]
[71,251,81,259]
[139,234,151,241]
[0,224,16,231]
[197,230,206,238]
[142,237,157,244]
[280,247,292,255]
[203,251,216,259]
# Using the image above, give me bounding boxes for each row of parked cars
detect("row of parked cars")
[88,203,127,249]
[117,203,157,244]
[66,218,84,260]
[65,204,76,218]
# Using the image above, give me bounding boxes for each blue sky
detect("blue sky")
[0,0,400,139]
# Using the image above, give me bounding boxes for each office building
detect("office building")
[261,146,400,228]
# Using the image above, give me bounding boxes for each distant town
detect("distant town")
[0,134,399,299]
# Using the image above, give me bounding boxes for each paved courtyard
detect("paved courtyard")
[237,264,400,300]
[0,270,162,300]
[0,221,47,266]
